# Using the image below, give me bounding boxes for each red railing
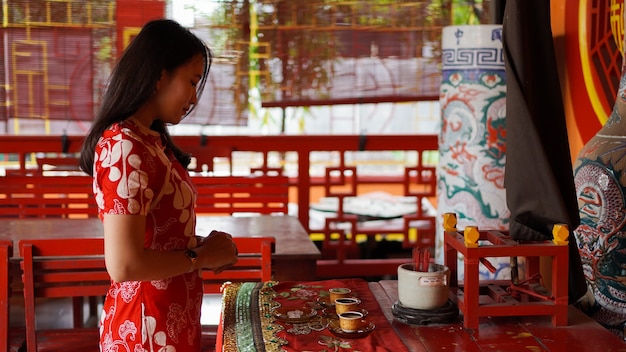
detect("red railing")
[0,134,438,278]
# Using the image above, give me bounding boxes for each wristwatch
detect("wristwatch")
[184,249,197,272]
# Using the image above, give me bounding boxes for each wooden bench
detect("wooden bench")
[35,155,81,173]
[19,238,109,352]
[191,175,289,216]
[17,236,275,352]
[0,175,97,219]
[0,173,289,219]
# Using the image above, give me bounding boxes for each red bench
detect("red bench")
[17,236,275,352]
[191,175,289,216]
[0,175,97,219]
[0,174,290,219]
[19,238,109,352]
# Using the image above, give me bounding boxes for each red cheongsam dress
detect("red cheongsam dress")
[95,118,203,352]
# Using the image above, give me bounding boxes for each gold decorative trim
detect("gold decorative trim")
[258,281,288,351]
[220,281,287,352]
[220,282,240,352]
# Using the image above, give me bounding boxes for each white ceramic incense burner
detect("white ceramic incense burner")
[397,263,450,310]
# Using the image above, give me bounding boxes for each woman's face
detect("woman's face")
[153,54,205,125]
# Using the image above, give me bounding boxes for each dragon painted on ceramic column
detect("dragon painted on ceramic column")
[437,25,511,280]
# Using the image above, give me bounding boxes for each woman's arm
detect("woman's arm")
[103,213,238,282]
[103,213,194,282]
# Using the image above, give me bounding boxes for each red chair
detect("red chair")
[19,238,109,352]
[201,237,275,350]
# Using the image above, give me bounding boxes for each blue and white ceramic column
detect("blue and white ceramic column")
[436,25,511,280]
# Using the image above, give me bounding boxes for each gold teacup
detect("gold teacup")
[338,311,366,333]
[334,297,361,315]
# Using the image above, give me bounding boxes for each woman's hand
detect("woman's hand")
[195,230,238,272]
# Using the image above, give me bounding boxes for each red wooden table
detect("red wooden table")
[0,214,320,281]
[369,280,626,352]
[195,215,320,280]
[0,215,320,349]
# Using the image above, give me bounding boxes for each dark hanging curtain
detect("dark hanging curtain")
[502,0,587,303]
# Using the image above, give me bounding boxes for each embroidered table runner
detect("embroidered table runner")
[218,278,410,352]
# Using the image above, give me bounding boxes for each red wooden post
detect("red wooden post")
[115,0,166,54]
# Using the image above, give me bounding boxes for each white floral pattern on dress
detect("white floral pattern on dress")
[97,119,202,351]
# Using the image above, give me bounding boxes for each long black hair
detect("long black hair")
[79,19,212,175]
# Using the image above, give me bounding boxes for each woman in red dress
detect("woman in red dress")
[79,19,238,351]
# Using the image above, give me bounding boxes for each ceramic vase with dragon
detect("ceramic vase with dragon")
[573,12,626,339]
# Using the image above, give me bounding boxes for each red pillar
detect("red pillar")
[115,0,166,55]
